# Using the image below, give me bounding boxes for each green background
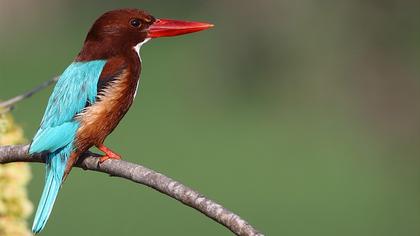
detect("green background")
[1,1,420,235]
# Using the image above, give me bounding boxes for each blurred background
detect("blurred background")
[1,0,420,235]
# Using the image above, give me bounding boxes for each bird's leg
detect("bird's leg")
[96,144,121,163]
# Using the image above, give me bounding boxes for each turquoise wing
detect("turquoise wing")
[29,60,107,154]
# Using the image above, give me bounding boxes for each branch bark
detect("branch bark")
[0,144,263,236]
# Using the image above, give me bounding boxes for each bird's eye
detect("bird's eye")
[130,19,142,28]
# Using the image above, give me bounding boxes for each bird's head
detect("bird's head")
[79,9,213,60]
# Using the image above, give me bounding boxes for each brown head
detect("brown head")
[77,9,213,61]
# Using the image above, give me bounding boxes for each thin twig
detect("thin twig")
[0,76,59,108]
[0,145,264,236]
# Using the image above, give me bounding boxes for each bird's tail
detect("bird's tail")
[32,144,73,234]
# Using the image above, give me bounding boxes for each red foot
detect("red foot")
[97,144,121,163]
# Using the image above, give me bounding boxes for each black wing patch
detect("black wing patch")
[96,68,125,95]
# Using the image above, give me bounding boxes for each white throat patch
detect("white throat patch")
[133,38,151,62]
[133,38,150,98]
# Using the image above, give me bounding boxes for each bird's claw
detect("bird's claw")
[97,144,121,163]
[99,154,121,163]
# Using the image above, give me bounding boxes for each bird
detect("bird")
[28,8,213,234]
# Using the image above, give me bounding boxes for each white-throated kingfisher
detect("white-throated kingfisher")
[28,8,213,233]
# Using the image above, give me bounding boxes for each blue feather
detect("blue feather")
[30,61,106,154]
[29,122,79,154]
[30,60,106,234]
[32,144,72,233]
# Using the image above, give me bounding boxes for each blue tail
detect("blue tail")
[32,144,72,234]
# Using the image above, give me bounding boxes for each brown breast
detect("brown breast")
[74,68,138,151]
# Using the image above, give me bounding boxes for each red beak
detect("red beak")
[147,18,214,38]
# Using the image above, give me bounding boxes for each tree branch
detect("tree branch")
[0,76,263,235]
[0,144,263,236]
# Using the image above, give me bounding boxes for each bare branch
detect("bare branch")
[0,144,264,236]
[0,76,59,108]
[0,77,263,235]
